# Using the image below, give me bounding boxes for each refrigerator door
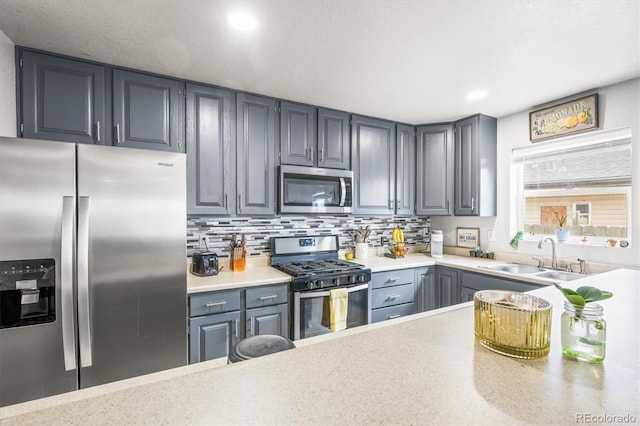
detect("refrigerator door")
[0,138,78,407]
[76,145,187,388]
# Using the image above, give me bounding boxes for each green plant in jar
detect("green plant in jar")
[554,284,612,363]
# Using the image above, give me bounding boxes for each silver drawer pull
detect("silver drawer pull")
[259,294,278,300]
[386,294,401,300]
[388,314,401,319]
[387,277,400,282]
[205,301,227,307]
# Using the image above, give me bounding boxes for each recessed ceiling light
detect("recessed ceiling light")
[467,90,488,101]
[228,12,257,31]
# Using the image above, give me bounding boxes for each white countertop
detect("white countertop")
[3,269,638,425]
[187,252,574,294]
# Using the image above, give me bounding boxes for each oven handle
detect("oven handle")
[339,177,347,207]
[296,283,369,299]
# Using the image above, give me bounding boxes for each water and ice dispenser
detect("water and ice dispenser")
[0,259,56,329]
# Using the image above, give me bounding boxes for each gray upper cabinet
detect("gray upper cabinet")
[236,93,277,215]
[279,101,317,167]
[186,84,235,215]
[112,69,185,152]
[416,123,454,215]
[395,124,415,215]
[317,108,350,169]
[351,115,396,215]
[454,114,497,216]
[20,50,109,144]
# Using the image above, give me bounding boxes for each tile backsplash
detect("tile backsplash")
[187,216,431,257]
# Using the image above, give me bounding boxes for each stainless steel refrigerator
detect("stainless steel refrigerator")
[0,137,187,407]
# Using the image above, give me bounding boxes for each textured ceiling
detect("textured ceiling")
[0,0,638,124]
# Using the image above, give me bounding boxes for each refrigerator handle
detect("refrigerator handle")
[61,196,77,371]
[77,196,93,368]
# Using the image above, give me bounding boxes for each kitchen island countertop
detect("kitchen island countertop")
[2,269,638,425]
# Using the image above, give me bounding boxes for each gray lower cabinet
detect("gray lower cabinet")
[20,50,109,144]
[370,269,417,323]
[415,266,433,312]
[395,124,415,215]
[236,93,277,215]
[416,123,454,215]
[351,115,396,215]
[186,84,235,215]
[112,69,185,152]
[461,270,543,301]
[425,266,462,310]
[188,283,289,363]
[454,114,497,216]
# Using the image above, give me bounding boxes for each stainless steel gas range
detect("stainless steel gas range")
[270,235,371,340]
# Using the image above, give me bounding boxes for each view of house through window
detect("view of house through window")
[512,128,632,245]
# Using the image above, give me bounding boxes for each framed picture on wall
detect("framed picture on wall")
[529,94,599,142]
[456,227,480,248]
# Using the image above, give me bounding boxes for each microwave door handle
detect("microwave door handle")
[339,178,347,207]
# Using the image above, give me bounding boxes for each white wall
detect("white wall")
[432,77,640,269]
[0,29,15,137]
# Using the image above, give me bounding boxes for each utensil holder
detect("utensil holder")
[230,248,246,272]
[355,243,368,259]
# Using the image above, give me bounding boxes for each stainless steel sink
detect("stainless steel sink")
[483,264,545,274]
[534,270,583,281]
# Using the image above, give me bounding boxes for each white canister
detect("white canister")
[431,230,443,258]
[355,243,369,259]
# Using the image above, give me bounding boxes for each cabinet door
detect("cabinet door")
[113,69,185,152]
[416,124,453,215]
[318,108,350,169]
[186,84,235,215]
[236,93,277,215]
[351,115,396,215]
[435,267,461,308]
[21,50,108,144]
[279,102,316,167]
[246,304,289,338]
[454,116,477,215]
[395,124,415,215]
[461,287,477,302]
[454,114,497,216]
[415,267,433,312]
[189,311,240,363]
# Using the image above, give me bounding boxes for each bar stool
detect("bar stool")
[228,334,295,363]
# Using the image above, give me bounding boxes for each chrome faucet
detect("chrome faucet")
[537,237,558,269]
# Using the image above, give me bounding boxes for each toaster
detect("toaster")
[191,252,219,276]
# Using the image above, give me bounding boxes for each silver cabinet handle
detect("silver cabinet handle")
[310,148,314,162]
[96,121,101,142]
[471,197,475,211]
[205,301,227,307]
[238,194,242,213]
[386,294,401,300]
[77,196,93,368]
[387,277,400,282]
[234,319,239,338]
[396,199,401,209]
[259,295,278,300]
[389,200,394,210]
[61,196,77,371]
[319,148,324,163]
[388,314,401,319]
[224,194,228,209]
[115,124,121,144]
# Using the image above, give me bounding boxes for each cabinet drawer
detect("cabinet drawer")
[246,284,289,308]
[370,269,414,289]
[371,302,415,323]
[371,283,414,309]
[189,289,241,317]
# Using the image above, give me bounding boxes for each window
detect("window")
[512,127,632,244]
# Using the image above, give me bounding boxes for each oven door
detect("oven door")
[293,283,370,340]
[279,165,353,214]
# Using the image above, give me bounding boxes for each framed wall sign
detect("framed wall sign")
[456,227,480,248]
[529,94,598,142]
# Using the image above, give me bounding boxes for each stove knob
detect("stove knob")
[307,281,315,290]
[349,275,356,283]
[358,274,366,283]
[333,278,340,286]
[317,280,324,288]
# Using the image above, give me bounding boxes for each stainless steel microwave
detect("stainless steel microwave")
[279,165,353,214]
